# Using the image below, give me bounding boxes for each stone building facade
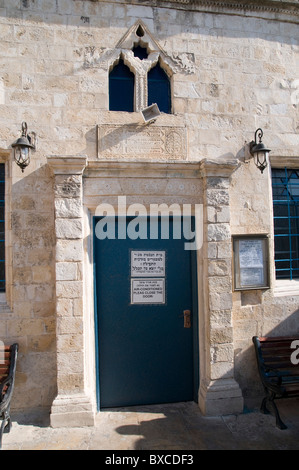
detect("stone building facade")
[0,0,298,426]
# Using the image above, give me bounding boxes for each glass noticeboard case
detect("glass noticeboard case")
[233,235,270,291]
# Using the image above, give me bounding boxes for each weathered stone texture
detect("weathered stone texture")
[0,0,297,418]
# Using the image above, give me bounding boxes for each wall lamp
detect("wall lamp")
[11,122,36,172]
[249,128,271,174]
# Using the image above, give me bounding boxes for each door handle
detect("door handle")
[183,310,191,328]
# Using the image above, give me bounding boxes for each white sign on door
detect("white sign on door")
[131,251,165,277]
[131,278,165,304]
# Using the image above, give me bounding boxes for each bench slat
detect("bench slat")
[258,336,299,342]
[264,357,298,364]
[0,343,18,448]
[0,346,15,384]
[264,364,298,369]
[261,343,297,350]
[252,335,299,429]
[0,359,11,366]
[261,348,296,355]
[265,368,299,376]
[261,346,296,353]
[264,359,299,366]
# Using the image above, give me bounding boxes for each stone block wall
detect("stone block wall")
[1,163,56,413]
[0,0,297,416]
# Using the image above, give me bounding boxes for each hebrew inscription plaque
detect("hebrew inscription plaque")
[97,124,187,161]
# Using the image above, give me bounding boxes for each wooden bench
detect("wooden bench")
[0,343,18,449]
[252,336,299,429]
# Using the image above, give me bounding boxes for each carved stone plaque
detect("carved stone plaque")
[97,124,187,161]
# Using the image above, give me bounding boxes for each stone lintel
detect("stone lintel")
[47,155,87,175]
[86,159,202,180]
[0,149,10,160]
[270,155,299,169]
[200,157,240,179]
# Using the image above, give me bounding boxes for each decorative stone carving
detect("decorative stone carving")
[168,52,196,75]
[83,20,195,112]
[97,123,187,161]
[85,22,195,74]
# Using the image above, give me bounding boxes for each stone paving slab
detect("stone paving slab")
[2,400,299,451]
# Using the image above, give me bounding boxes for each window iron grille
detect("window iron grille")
[272,168,299,280]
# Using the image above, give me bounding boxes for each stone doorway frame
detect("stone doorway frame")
[47,155,243,427]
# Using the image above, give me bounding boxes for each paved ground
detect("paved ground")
[2,400,299,451]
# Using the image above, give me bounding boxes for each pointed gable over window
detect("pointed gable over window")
[108,20,175,113]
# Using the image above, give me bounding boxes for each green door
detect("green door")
[94,216,198,408]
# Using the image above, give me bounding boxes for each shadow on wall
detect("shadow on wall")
[9,164,57,416]
[1,1,298,46]
[234,301,299,409]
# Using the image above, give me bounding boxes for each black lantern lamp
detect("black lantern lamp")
[249,128,271,174]
[12,122,36,172]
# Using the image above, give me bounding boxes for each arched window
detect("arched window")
[109,59,134,112]
[148,63,171,114]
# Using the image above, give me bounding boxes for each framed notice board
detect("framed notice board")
[233,235,270,291]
